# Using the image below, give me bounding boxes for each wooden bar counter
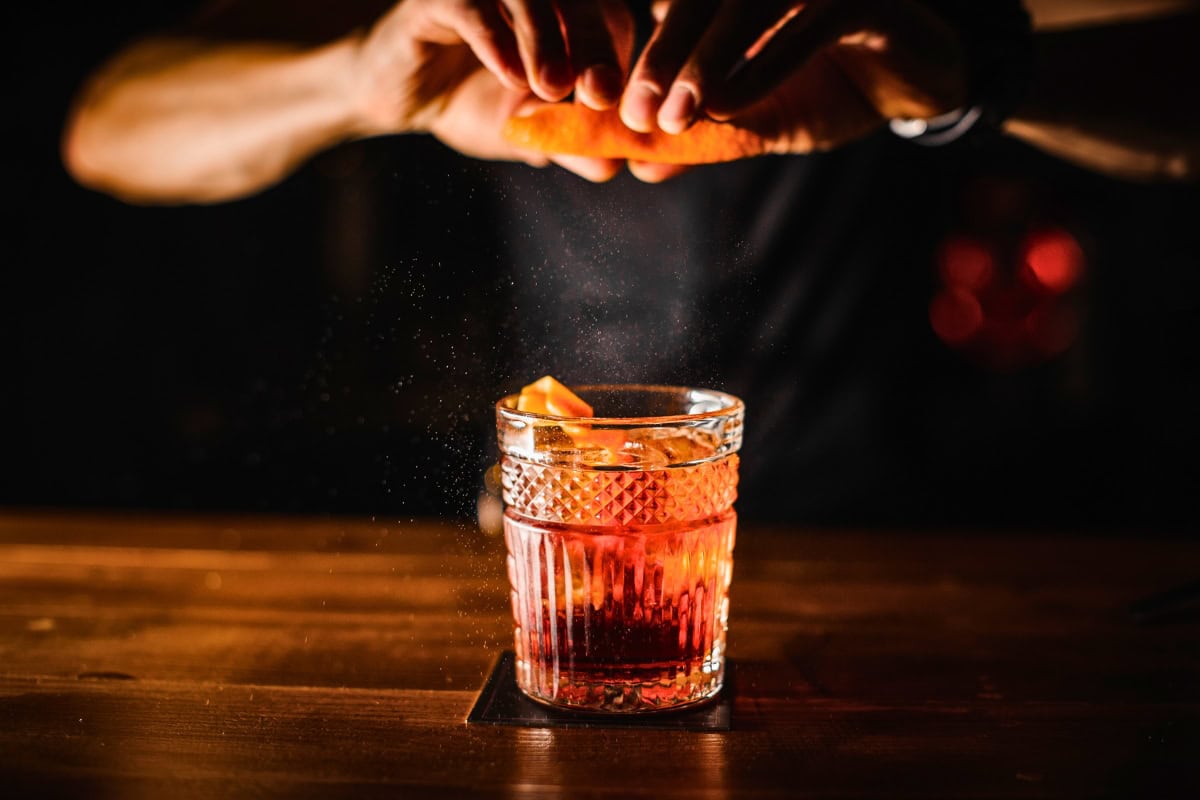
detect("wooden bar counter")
[1,510,1197,797]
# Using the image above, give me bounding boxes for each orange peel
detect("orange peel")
[502,103,767,164]
[516,376,627,459]
[517,375,593,417]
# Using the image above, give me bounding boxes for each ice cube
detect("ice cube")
[559,424,626,466]
[533,424,575,451]
[614,439,672,468]
[529,424,720,467]
[624,428,719,465]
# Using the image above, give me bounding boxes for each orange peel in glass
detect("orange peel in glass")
[516,376,627,460]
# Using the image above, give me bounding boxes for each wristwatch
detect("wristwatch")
[890,106,985,146]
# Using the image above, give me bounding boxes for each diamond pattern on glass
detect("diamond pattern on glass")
[502,455,739,525]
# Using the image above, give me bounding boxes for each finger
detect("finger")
[424,0,527,90]
[557,0,623,109]
[502,0,573,101]
[513,146,552,167]
[627,161,693,183]
[706,1,864,119]
[550,154,624,182]
[621,0,719,133]
[427,74,556,163]
[600,0,637,74]
[725,50,884,153]
[664,0,802,133]
[825,1,968,120]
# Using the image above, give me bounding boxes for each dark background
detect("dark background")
[6,4,1200,530]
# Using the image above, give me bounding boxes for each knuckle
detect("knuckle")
[443,0,473,16]
[636,53,682,90]
[677,62,713,95]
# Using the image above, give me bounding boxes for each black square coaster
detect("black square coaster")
[466,651,733,731]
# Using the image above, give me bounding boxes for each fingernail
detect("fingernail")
[658,84,697,135]
[581,64,623,109]
[538,61,574,101]
[620,82,662,133]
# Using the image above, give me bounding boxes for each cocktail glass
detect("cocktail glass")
[496,384,744,712]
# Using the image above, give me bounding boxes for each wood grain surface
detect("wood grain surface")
[1,510,1197,797]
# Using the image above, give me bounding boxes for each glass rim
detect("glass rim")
[496,383,744,427]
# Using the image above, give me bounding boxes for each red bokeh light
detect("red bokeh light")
[932,226,1083,369]
[1024,305,1079,357]
[1023,229,1084,294]
[929,288,984,345]
[937,236,994,292]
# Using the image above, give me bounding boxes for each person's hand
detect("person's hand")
[618,0,969,181]
[354,0,635,180]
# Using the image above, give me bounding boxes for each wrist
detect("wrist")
[275,33,385,143]
[332,31,398,138]
[344,22,444,139]
[890,105,985,146]
[896,1,1034,145]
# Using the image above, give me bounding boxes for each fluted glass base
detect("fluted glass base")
[504,509,736,713]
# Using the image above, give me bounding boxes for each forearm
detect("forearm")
[62,35,370,204]
[1004,10,1200,181]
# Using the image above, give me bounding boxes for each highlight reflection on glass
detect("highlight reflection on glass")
[496,385,744,712]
